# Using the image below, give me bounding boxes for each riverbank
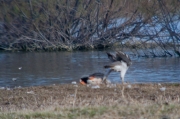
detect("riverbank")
[0,83,180,119]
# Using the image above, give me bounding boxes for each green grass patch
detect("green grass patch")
[1,104,180,119]
[0,106,108,119]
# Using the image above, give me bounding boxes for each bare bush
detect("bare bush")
[0,0,180,56]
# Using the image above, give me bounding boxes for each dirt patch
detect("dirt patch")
[0,83,180,112]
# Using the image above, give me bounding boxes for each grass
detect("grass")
[1,84,180,118]
[0,103,180,119]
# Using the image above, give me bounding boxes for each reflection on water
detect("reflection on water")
[0,51,179,88]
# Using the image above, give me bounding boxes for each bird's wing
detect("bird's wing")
[106,52,117,62]
[116,51,132,66]
[104,61,122,68]
[89,72,104,78]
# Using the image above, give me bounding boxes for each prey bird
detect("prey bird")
[103,51,132,84]
[80,73,105,85]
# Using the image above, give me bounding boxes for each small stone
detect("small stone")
[27,91,35,94]
[158,83,161,86]
[127,84,132,88]
[71,81,77,85]
[91,85,100,89]
[160,87,166,91]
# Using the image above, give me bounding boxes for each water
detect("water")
[0,51,179,88]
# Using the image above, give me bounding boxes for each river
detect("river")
[0,50,179,88]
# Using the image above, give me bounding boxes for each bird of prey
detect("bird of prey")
[103,51,132,84]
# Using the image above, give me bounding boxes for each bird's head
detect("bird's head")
[79,77,89,85]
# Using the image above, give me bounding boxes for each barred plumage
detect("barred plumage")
[103,51,132,83]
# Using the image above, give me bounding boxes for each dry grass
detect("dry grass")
[0,84,180,119]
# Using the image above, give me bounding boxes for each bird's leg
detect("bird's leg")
[121,75,124,84]
[120,69,127,84]
[103,69,113,84]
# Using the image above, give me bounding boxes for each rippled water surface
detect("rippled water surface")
[0,51,179,87]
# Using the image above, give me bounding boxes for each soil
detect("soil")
[0,83,180,111]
